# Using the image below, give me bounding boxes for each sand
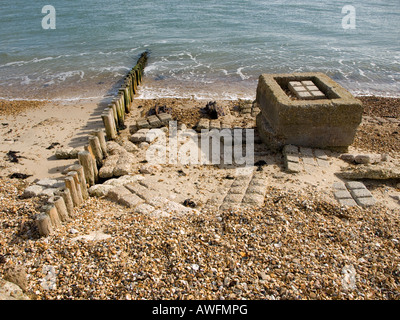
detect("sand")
[0,95,399,201]
[0,98,110,181]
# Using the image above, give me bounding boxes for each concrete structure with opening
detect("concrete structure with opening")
[255,72,363,151]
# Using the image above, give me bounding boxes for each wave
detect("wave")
[0,96,105,102]
[236,67,250,80]
[0,55,67,68]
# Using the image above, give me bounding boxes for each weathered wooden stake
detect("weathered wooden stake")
[109,107,118,135]
[117,93,125,126]
[126,77,134,101]
[89,135,103,166]
[133,68,141,86]
[108,103,118,127]
[124,86,131,112]
[93,129,108,157]
[130,71,137,94]
[52,196,70,222]
[36,213,53,237]
[86,144,99,183]
[74,164,89,200]
[44,204,62,228]
[67,171,84,205]
[78,151,95,186]
[56,188,74,218]
[102,111,117,140]
[65,176,81,207]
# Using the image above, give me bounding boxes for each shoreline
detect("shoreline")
[1,74,400,102]
[2,92,400,102]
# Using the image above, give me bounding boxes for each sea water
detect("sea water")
[0,0,399,100]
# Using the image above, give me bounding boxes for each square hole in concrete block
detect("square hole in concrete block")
[275,75,339,101]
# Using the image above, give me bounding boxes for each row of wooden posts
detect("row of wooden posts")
[35,52,148,237]
[102,51,148,140]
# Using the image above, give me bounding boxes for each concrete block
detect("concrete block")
[302,155,317,166]
[314,149,328,160]
[306,85,319,92]
[304,164,316,174]
[134,203,156,215]
[350,188,373,199]
[113,154,134,177]
[106,186,132,202]
[289,81,303,87]
[310,90,325,99]
[125,183,161,202]
[283,144,299,155]
[355,197,376,207]
[88,184,115,197]
[242,194,265,205]
[332,182,347,190]
[147,115,162,128]
[223,194,243,204]
[163,200,198,215]
[149,209,171,218]
[229,186,245,194]
[339,154,355,163]
[209,119,221,130]
[345,181,366,190]
[354,154,381,164]
[219,203,240,211]
[136,118,150,129]
[129,123,138,134]
[300,147,314,157]
[197,119,210,131]
[286,154,300,163]
[39,188,57,197]
[295,91,312,99]
[119,193,144,208]
[231,179,251,188]
[334,190,352,199]
[246,185,266,196]
[256,72,363,150]
[36,178,65,189]
[249,178,265,187]
[338,198,358,207]
[316,158,329,168]
[157,113,172,125]
[146,196,170,209]
[130,129,150,143]
[220,121,232,129]
[301,80,314,87]
[22,185,45,198]
[286,161,303,173]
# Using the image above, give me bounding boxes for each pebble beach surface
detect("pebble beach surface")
[1,177,400,300]
[0,96,400,300]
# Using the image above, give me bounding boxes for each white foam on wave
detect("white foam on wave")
[0,95,106,102]
[236,67,250,80]
[349,89,400,98]
[0,55,71,68]
[53,70,85,82]
[89,66,130,73]
[20,76,31,85]
[135,84,255,101]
